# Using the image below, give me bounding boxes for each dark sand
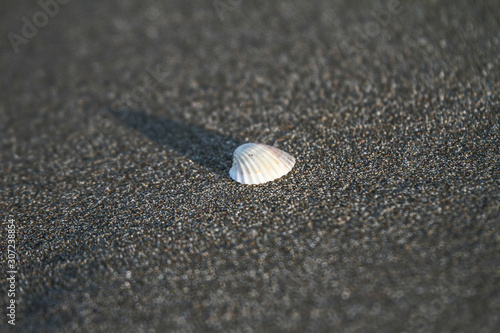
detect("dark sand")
[1,0,499,332]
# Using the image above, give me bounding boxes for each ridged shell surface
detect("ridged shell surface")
[229,143,295,185]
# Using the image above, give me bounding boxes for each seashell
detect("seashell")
[229,143,295,185]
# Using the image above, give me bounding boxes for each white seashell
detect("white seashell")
[229,143,295,185]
